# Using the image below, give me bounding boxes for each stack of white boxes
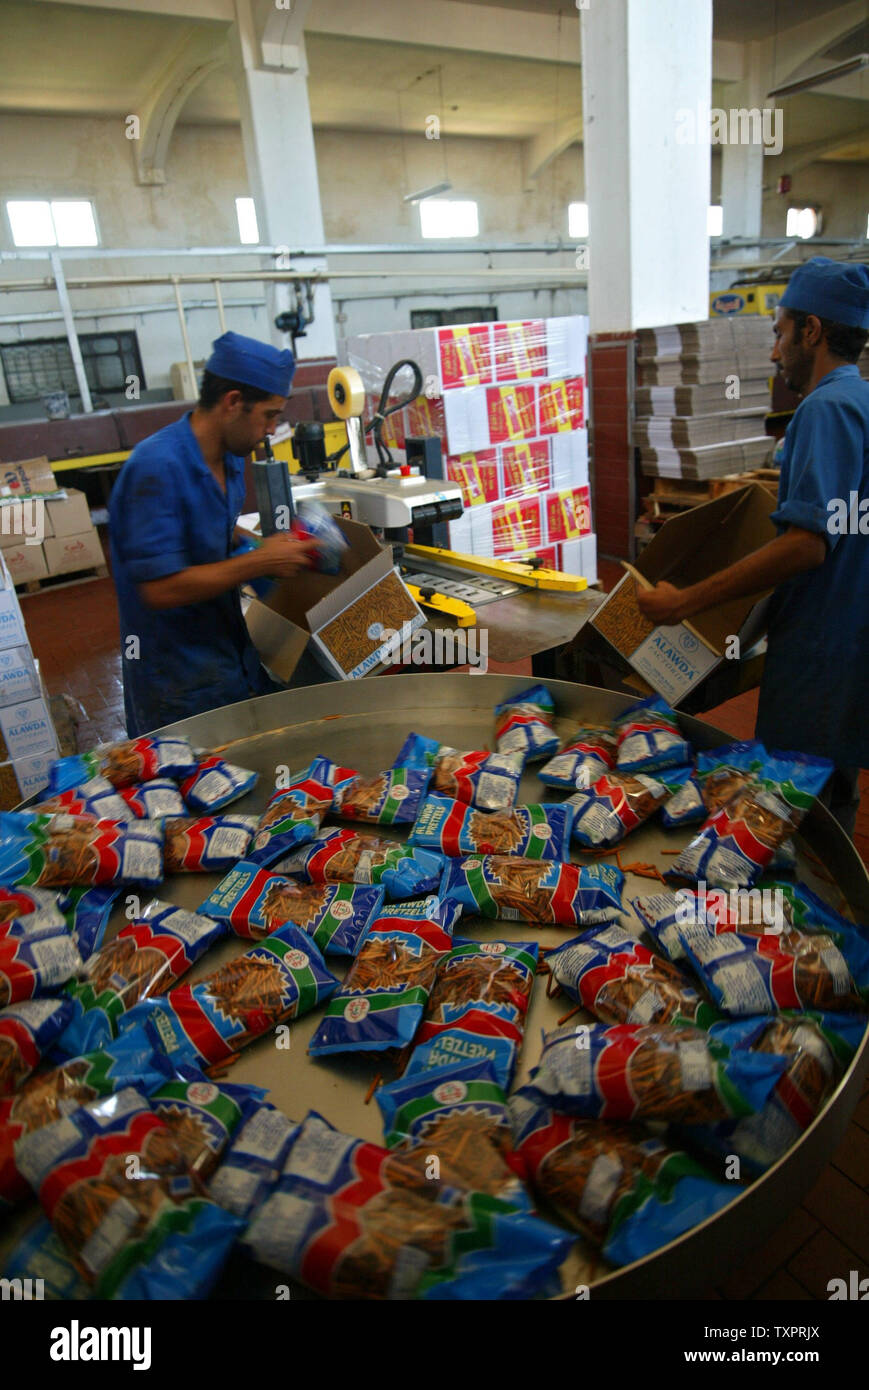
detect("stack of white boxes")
[0,551,58,808]
[337,316,596,583]
[1,458,105,588]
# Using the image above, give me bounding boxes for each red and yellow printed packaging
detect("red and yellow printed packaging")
[486,384,537,444]
[501,440,552,499]
[492,498,543,556]
[407,394,446,440]
[366,395,406,449]
[539,377,585,434]
[545,486,592,543]
[493,320,547,382]
[445,450,501,507]
[437,325,493,388]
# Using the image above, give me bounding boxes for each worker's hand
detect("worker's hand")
[635,580,689,625]
[255,533,321,577]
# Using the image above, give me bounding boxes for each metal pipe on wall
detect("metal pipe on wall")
[49,252,93,414]
[171,277,196,388]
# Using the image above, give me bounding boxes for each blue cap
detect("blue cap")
[205,331,295,396]
[780,257,869,330]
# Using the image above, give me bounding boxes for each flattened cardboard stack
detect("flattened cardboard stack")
[634,318,774,480]
[0,551,59,808]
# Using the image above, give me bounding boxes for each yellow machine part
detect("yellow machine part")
[404,582,476,628]
[403,543,588,592]
[709,284,786,317]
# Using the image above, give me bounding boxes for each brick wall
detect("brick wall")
[589,334,635,561]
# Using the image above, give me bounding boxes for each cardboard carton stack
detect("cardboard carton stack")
[0,457,105,588]
[337,317,596,583]
[0,550,59,807]
[634,319,774,480]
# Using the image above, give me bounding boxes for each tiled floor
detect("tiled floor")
[16,536,869,1301]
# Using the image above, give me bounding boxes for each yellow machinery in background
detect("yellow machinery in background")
[709,283,787,317]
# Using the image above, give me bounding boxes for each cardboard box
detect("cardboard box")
[589,484,776,705]
[0,746,58,810]
[45,488,92,538]
[551,430,589,489]
[486,384,537,445]
[2,543,48,586]
[43,527,105,577]
[243,518,425,683]
[438,325,493,388]
[0,456,64,501]
[493,320,547,382]
[545,486,592,543]
[445,450,500,507]
[539,377,585,435]
[0,498,53,549]
[546,316,588,378]
[442,387,490,455]
[501,440,551,499]
[0,582,28,652]
[491,497,542,556]
[0,645,41,707]
[561,534,598,584]
[0,696,57,761]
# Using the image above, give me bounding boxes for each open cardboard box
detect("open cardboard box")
[242,516,426,682]
[589,482,777,706]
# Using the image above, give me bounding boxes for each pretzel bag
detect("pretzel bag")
[493,683,559,765]
[677,1012,867,1176]
[147,1068,267,1180]
[162,814,259,873]
[179,756,258,813]
[667,749,833,890]
[208,1101,298,1221]
[308,899,458,1056]
[118,923,339,1072]
[48,736,198,794]
[0,996,74,1095]
[615,695,692,774]
[548,924,719,1029]
[58,885,121,961]
[3,1218,92,1301]
[510,1096,735,1266]
[538,724,618,791]
[54,899,227,1058]
[0,885,119,963]
[245,756,345,867]
[0,812,164,889]
[33,776,134,822]
[395,734,524,812]
[242,1109,575,1300]
[0,885,67,936]
[568,766,692,850]
[516,1021,789,1124]
[660,772,706,829]
[14,1086,242,1299]
[197,860,384,954]
[0,927,83,1007]
[277,827,447,901]
[408,795,573,860]
[375,1059,532,1211]
[333,766,432,826]
[441,855,624,925]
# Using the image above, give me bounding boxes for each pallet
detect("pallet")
[644,469,779,520]
[17,565,109,596]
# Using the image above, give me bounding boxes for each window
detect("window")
[410,307,498,329]
[707,205,723,237]
[6,200,99,248]
[568,202,589,238]
[419,200,479,239]
[235,197,260,245]
[786,207,820,239]
[0,331,145,405]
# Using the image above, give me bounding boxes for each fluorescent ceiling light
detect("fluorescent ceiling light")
[768,53,868,98]
[404,181,452,204]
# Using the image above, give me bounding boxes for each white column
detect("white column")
[580,0,713,332]
[230,0,336,359]
[719,45,765,267]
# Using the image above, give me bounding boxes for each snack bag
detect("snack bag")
[0,996,74,1095]
[333,766,432,826]
[568,767,691,850]
[406,1010,526,1094]
[375,1059,532,1210]
[58,885,121,961]
[0,1030,171,1207]
[54,899,226,1058]
[14,1086,242,1299]
[548,924,719,1029]
[208,1101,298,1221]
[292,501,349,575]
[0,812,163,890]
[147,1069,267,1179]
[516,1021,789,1123]
[0,928,83,1007]
[510,1098,735,1266]
[48,737,198,793]
[430,748,524,811]
[615,695,691,773]
[538,724,618,791]
[409,795,573,860]
[660,773,706,829]
[162,814,259,873]
[180,757,258,813]
[441,855,624,925]
[197,860,384,954]
[118,923,339,1071]
[33,775,133,822]
[242,1109,575,1300]
[667,749,833,889]
[0,885,67,936]
[3,1218,92,1301]
[308,899,458,1056]
[392,731,442,769]
[493,683,559,765]
[278,827,446,901]
[119,779,187,820]
[245,757,342,867]
[696,740,766,812]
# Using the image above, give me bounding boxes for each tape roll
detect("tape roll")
[327,366,366,420]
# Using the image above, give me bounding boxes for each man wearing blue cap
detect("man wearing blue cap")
[638,257,869,834]
[110,331,321,735]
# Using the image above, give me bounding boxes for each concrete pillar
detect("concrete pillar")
[580,0,713,333]
[719,44,766,267]
[230,0,336,359]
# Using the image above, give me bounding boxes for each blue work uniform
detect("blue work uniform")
[756,363,869,770]
[109,414,280,736]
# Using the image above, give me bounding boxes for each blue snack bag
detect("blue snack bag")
[180,756,258,813]
[408,795,573,860]
[615,695,691,773]
[277,826,447,901]
[209,1101,299,1220]
[244,756,349,868]
[441,855,624,924]
[493,683,559,764]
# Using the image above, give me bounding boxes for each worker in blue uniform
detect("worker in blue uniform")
[110,331,322,736]
[638,258,869,836]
